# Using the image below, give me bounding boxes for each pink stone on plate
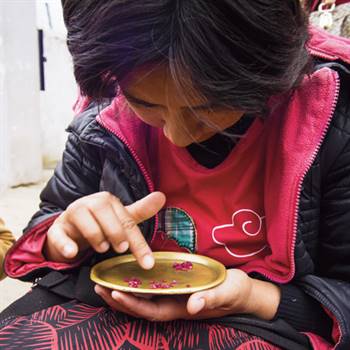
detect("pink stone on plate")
[172,261,193,271]
[149,280,177,289]
[124,277,142,288]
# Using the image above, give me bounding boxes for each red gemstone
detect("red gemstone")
[172,261,193,271]
[149,280,175,289]
[124,277,142,288]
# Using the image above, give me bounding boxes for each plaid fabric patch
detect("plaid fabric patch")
[158,207,196,252]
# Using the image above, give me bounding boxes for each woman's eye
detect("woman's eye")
[142,104,156,109]
[193,109,217,117]
[133,102,157,109]
[128,98,156,108]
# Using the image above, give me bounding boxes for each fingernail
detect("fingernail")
[117,241,129,252]
[99,241,110,252]
[142,254,154,269]
[192,298,205,314]
[63,245,75,258]
[94,285,101,295]
[112,291,122,300]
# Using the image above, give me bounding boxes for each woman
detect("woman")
[1,1,350,349]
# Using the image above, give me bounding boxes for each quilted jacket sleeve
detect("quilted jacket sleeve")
[318,138,350,281]
[272,65,350,348]
[295,131,350,349]
[4,130,103,282]
[282,69,350,349]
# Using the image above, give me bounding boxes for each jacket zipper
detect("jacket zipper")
[244,70,341,286]
[302,43,346,349]
[253,71,342,347]
[308,47,338,61]
[292,72,340,277]
[97,117,159,244]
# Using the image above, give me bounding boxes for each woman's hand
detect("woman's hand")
[95,269,281,321]
[44,191,166,269]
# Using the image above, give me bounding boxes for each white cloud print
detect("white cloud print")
[212,209,268,258]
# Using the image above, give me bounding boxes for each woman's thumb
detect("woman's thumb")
[187,295,206,315]
[126,191,166,224]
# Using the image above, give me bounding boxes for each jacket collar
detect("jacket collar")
[307,25,350,64]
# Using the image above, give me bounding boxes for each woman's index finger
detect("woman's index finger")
[110,197,155,270]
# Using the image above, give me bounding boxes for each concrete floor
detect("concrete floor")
[0,170,53,311]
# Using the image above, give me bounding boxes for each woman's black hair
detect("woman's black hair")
[62,0,311,114]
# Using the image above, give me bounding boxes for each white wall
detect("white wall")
[36,0,77,168]
[0,16,8,194]
[0,0,78,192]
[0,0,42,190]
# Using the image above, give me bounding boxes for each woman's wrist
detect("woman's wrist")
[245,278,281,320]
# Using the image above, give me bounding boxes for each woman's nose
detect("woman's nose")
[163,108,184,126]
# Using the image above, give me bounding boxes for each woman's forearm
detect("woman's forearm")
[246,278,281,320]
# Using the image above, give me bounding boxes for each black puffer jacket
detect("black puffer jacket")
[4,62,350,348]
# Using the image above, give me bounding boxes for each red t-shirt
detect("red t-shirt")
[150,118,270,267]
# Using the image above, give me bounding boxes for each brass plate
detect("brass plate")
[91,252,226,295]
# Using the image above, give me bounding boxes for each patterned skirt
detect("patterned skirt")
[0,300,281,350]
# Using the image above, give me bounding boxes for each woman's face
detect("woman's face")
[121,66,244,147]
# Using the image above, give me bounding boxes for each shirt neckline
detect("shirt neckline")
[166,118,264,174]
